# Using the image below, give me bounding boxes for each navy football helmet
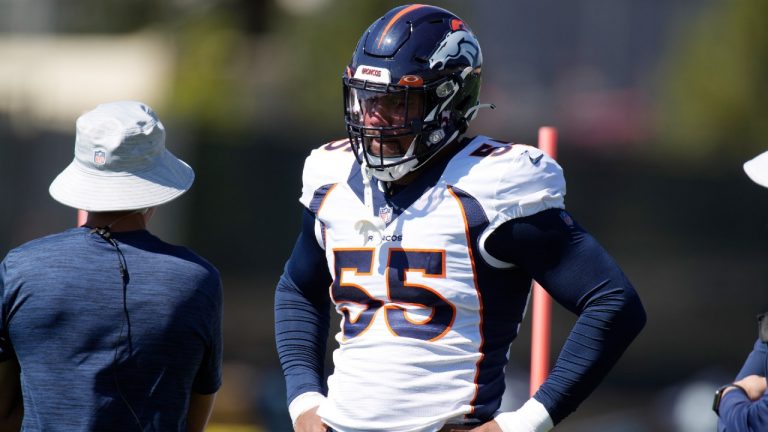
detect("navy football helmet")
[344,4,485,181]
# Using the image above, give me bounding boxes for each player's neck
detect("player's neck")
[388,136,469,187]
[83,210,152,232]
[391,170,421,186]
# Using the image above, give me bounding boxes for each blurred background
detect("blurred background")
[1,0,767,430]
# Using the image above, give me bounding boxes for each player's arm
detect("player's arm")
[0,356,21,431]
[484,208,646,428]
[0,259,22,431]
[185,265,223,432]
[186,392,216,432]
[734,339,768,381]
[275,208,333,425]
[715,340,768,431]
[717,385,768,431]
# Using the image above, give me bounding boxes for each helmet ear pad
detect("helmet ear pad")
[453,96,474,135]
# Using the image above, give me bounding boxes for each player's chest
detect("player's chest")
[318,184,484,302]
[317,184,476,250]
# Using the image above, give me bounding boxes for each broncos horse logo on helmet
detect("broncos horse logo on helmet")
[343,4,488,182]
[429,26,482,71]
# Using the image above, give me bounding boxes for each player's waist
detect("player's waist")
[325,420,487,432]
[437,421,487,432]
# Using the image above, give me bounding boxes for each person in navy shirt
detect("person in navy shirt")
[714,150,768,431]
[0,101,223,431]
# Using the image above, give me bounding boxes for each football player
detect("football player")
[275,4,646,432]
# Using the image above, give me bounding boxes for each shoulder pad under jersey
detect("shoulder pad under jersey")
[448,136,566,231]
[299,139,357,211]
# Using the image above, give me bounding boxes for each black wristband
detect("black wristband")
[713,383,748,415]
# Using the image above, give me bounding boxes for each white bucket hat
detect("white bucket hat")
[744,150,768,189]
[49,101,194,211]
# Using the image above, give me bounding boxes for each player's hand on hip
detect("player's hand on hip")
[294,406,328,432]
[470,420,503,432]
[734,375,768,401]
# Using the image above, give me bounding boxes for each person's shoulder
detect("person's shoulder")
[448,135,564,188]
[173,247,222,306]
[147,236,221,282]
[174,246,220,280]
[447,135,566,223]
[114,231,218,286]
[3,228,84,264]
[303,138,356,176]
[300,138,356,209]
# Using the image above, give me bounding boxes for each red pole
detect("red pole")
[530,126,557,396]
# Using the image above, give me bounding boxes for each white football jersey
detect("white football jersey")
[298,136,565,432]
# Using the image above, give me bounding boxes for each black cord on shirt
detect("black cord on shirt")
[90,226,144,431]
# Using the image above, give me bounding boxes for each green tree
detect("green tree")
[658,0,768,161]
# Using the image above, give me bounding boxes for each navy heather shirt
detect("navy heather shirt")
[0,227,223,432]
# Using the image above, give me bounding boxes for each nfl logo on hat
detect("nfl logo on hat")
[93,150,106,166]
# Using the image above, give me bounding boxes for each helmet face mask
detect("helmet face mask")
[343,4,483,181]
[345,77,454,175]
[346,84,426,161]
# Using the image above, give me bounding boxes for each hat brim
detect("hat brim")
[744,150,768,189]
[49,149,194,212]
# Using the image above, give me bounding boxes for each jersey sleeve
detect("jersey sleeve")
[715,340,768,431]
[299,140,356,212]
[735,339,768,380]
[717,390,768,431]
[192,273,223,394]
[486,145,566,233]
[0,259,12,362]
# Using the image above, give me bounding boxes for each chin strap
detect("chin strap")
[464,103,496,122]
[365,136,419,182]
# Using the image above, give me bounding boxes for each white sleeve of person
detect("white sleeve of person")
[288,391,327,425]
[299,139,356,210]
[486,145,565,232]
[493,398,554,432]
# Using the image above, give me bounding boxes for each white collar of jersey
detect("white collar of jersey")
[365,137,418,182]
